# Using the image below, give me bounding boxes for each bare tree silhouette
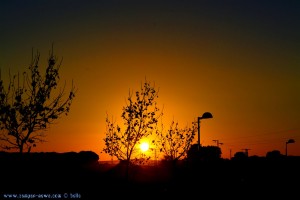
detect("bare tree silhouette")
[0,47,76,153]
[103,79,163,180]
[156,119,197,163]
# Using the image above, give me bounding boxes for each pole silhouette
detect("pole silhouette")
[197,112,213,151]
[285,139,295,156]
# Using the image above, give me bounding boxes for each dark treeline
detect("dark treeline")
[1,151,300,199]
[0,151,99,165]
[0,151,100,199]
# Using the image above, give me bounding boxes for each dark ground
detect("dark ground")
[1,152,300,199]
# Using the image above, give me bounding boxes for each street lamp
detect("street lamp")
[285,139,295,156]
[197,112,213,151]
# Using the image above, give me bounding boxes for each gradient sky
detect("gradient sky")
[1,0,299,160]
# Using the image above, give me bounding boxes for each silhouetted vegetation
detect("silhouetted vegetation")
[103,79,163,180]
[1,151,300,199]
[156,120,197,163]
[102,80,202,182]
[266,149,284,160]
[0,150,99,165]
[187,144,222,163]
[232,151,248,161]
[0,47,76,153]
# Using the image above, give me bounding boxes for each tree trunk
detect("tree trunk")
[27,146,31,153]
[125,159,130,183]
[19,142,24,153]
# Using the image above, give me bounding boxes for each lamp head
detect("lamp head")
[287,139,295,144]
[199,112,213,119]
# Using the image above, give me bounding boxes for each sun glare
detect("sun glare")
[140,142,149,152]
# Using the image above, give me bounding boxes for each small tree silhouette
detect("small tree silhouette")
[199,145,222,161]
[0,48,76,153]
[103,79,163,180]
[266,150,283,160]
[187,144,222,162]
[156,120,197,163]
[233,151,248,161]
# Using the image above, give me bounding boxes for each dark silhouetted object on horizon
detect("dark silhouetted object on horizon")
[0,46,76,153]
[197,112,213,151]
[285,139,295,156]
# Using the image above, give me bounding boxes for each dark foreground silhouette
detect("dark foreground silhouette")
[1,151,300,199]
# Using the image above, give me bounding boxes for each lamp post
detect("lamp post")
[197,112,213,151]
[285,139,295,156]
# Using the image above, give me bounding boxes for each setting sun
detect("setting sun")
[140,142,149,152]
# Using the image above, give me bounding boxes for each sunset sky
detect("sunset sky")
[1,0,299,160]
